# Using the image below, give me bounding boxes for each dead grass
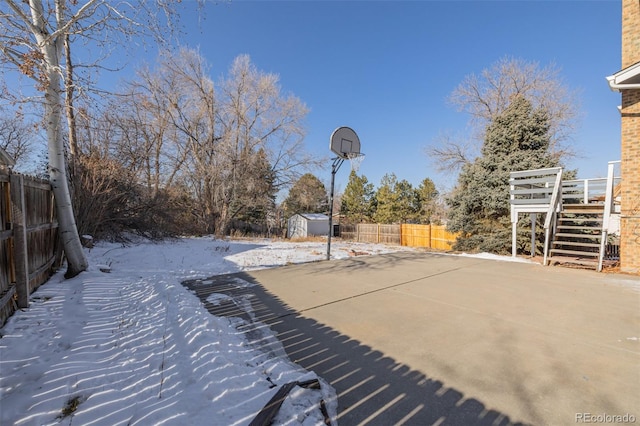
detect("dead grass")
[288,236,328,243]
[59,395,85,419]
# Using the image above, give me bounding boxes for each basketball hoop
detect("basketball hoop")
[346,152,365,174]
[327,126,363,261]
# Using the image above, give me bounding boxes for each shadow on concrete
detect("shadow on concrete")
[300,252,478,285]
[183,271,529,426]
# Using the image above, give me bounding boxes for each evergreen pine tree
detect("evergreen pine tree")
[373,173,418,224]
[373,173,397,224]
[416,178,439,224]
[394,179,419,223]
[340,170,375,223]
[447,95,559,254]
[282,173,329,218]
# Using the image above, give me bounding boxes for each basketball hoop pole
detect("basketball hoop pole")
[327,126,360,261]
[326,156,344,261]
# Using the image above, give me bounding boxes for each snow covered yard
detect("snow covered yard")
[0,237,417,426]
[2,236,637,425]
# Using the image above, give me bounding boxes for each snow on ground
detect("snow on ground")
[451,251,538,263]
[0,237,416,426]
[3,236,637,426]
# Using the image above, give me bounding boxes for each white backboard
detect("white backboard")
[329,127,361,159]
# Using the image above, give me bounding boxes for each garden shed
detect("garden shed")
[287,213,330,238]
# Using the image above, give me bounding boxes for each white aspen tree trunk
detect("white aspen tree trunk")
[31,0,88,277]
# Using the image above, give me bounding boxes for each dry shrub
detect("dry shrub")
[72,154,199,241]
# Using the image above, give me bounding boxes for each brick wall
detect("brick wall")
[622,0,640,68]
[620,0,640,273]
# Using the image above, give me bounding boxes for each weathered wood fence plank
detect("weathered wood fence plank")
[0,168,60,326]
[10,174,29,308]
[0,170,14,324]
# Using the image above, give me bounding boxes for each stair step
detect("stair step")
[557,217,603,223]
[563,203,605,209]
[549,248,600,257]
[559,208,604,213]
[562,205,605,214]
[558,223,602,229]
[552,240,601,248]
[559,213,604,218]
[557,225,603,231]
[549,257,599,267]
[554,232,601,239]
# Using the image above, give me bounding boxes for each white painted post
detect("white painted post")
[530,213,537,257]
[583,179,589,204]
[512,217,518,258]
[543,228,551,266]
[511,181,517,257]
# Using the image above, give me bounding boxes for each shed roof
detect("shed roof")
[297,213,329,221]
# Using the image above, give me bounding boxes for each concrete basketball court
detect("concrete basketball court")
[189,252,640,425]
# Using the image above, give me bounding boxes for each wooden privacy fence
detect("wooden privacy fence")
[0,168,60,326]
[339,223,458,250]
[401,224,459,250]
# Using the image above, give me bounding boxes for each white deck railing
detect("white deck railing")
[509,161,621,271]
[509,167,563,264]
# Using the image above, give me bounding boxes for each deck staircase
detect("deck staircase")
[510,161,621,272]
[548,204,605,269]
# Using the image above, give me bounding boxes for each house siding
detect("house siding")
[621,0,640,272]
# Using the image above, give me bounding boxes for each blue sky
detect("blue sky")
[168,0,623,194]
[7,0,622,195]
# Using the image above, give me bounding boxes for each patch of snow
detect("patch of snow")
[451,251,539,263]
[206,293,234,306]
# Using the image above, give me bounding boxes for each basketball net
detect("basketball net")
[346,152,365,174]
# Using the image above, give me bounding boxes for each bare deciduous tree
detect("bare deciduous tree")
[426,131,474,173]
[83,49,314,237]
[0,0,202,277]
[0,0,93,276]
[71,102,200,240]
[213,54,314,234]
[428,57,580,174]
[0,107,35,167]
[129,50,315,235]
